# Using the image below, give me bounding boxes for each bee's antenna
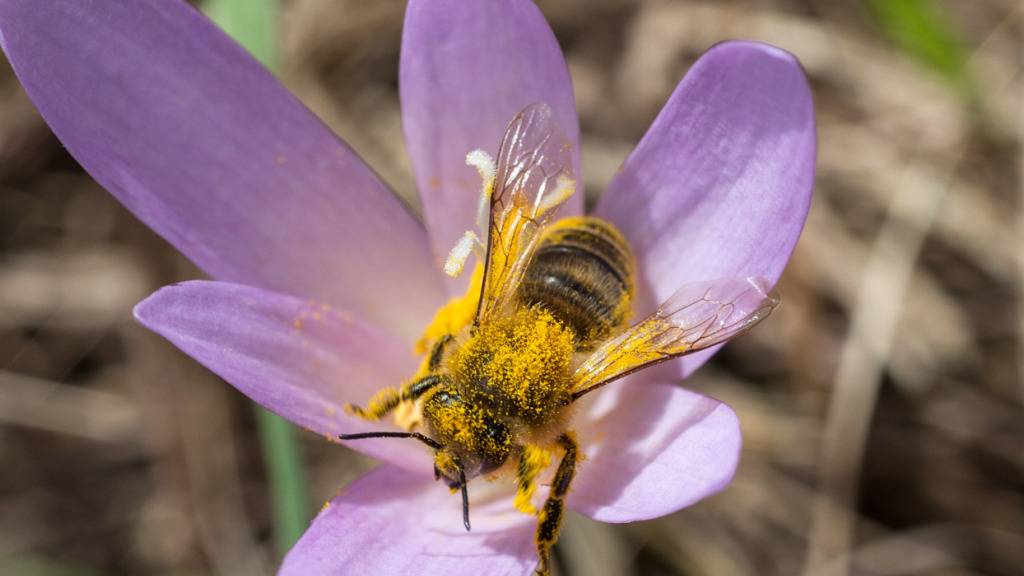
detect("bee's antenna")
[338,431,442,451]
[340,431,471,531]
[459,468,471,531]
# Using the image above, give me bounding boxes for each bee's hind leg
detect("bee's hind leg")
[533,432,578,576]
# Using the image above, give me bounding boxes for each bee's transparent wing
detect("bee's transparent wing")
[475,102,576,323]
[571,277,779,399]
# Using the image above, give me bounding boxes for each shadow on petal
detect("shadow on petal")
[571,381,741,523]
[282,466,536,576]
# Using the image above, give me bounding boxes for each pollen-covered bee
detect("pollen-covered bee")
[341,103,778,576]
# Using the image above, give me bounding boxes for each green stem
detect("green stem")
[204,0,278,70]
[255,407,309,556]
[862,0,977,102]
[203,0,309,558]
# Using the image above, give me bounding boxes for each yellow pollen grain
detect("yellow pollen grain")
[434,450,459,477]
[450,306,574,420]
[414,263,483,356]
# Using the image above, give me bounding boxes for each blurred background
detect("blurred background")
[1,0,1021,575]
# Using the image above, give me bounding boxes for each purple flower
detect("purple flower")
[0,0,814,574]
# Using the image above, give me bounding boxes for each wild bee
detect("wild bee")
[341,103,778,576]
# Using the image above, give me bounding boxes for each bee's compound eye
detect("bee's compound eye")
[482,416,509,445]
[423,387,471,453]
[431,389,461,406]
[479,416,511,474]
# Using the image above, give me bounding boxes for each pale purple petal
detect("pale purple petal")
[401,0,582,284]
[570,381,741,522]
[595,41,815,375]
[0,0,444,340]
[282,465,535,576]
[134,280,432,473]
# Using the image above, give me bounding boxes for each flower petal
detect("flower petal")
[134,280,432,473]
[570,381,741,522]
[0,0,444,340]
[595,41,815,375]
[282,465,536,576]
[401,0,582,282]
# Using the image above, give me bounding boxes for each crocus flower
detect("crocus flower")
[0,0,814,574]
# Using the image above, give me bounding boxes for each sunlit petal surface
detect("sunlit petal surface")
[595,41,815,377]
[401,0,582,289]
[0,0,444,341]
[134,280,433,473]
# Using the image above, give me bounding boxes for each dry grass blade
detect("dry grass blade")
[0,370,140,443]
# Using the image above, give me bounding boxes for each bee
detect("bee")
[340,103,778,576]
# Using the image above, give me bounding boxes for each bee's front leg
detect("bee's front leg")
[345,373,442,420]
[533,432,578,576]
[345,335,453,420]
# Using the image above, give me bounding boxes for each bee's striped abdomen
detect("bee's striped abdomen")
[519,216,635,349]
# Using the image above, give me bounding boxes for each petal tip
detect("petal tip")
[708,39,803,69]
[704,40,813,111]
[132,288,164,327]
[132,280,208,327]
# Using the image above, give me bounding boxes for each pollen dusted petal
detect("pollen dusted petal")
[569,381,742,522]
[281,466,536,576]
[415,264,484,356]
[595,40,815,377]
[401,0,582,289]
[133,280,434,474]
[0,0,445,342]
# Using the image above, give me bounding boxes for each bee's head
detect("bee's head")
[422,385,512,484]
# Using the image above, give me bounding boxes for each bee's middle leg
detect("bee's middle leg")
[515,444,552,515]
